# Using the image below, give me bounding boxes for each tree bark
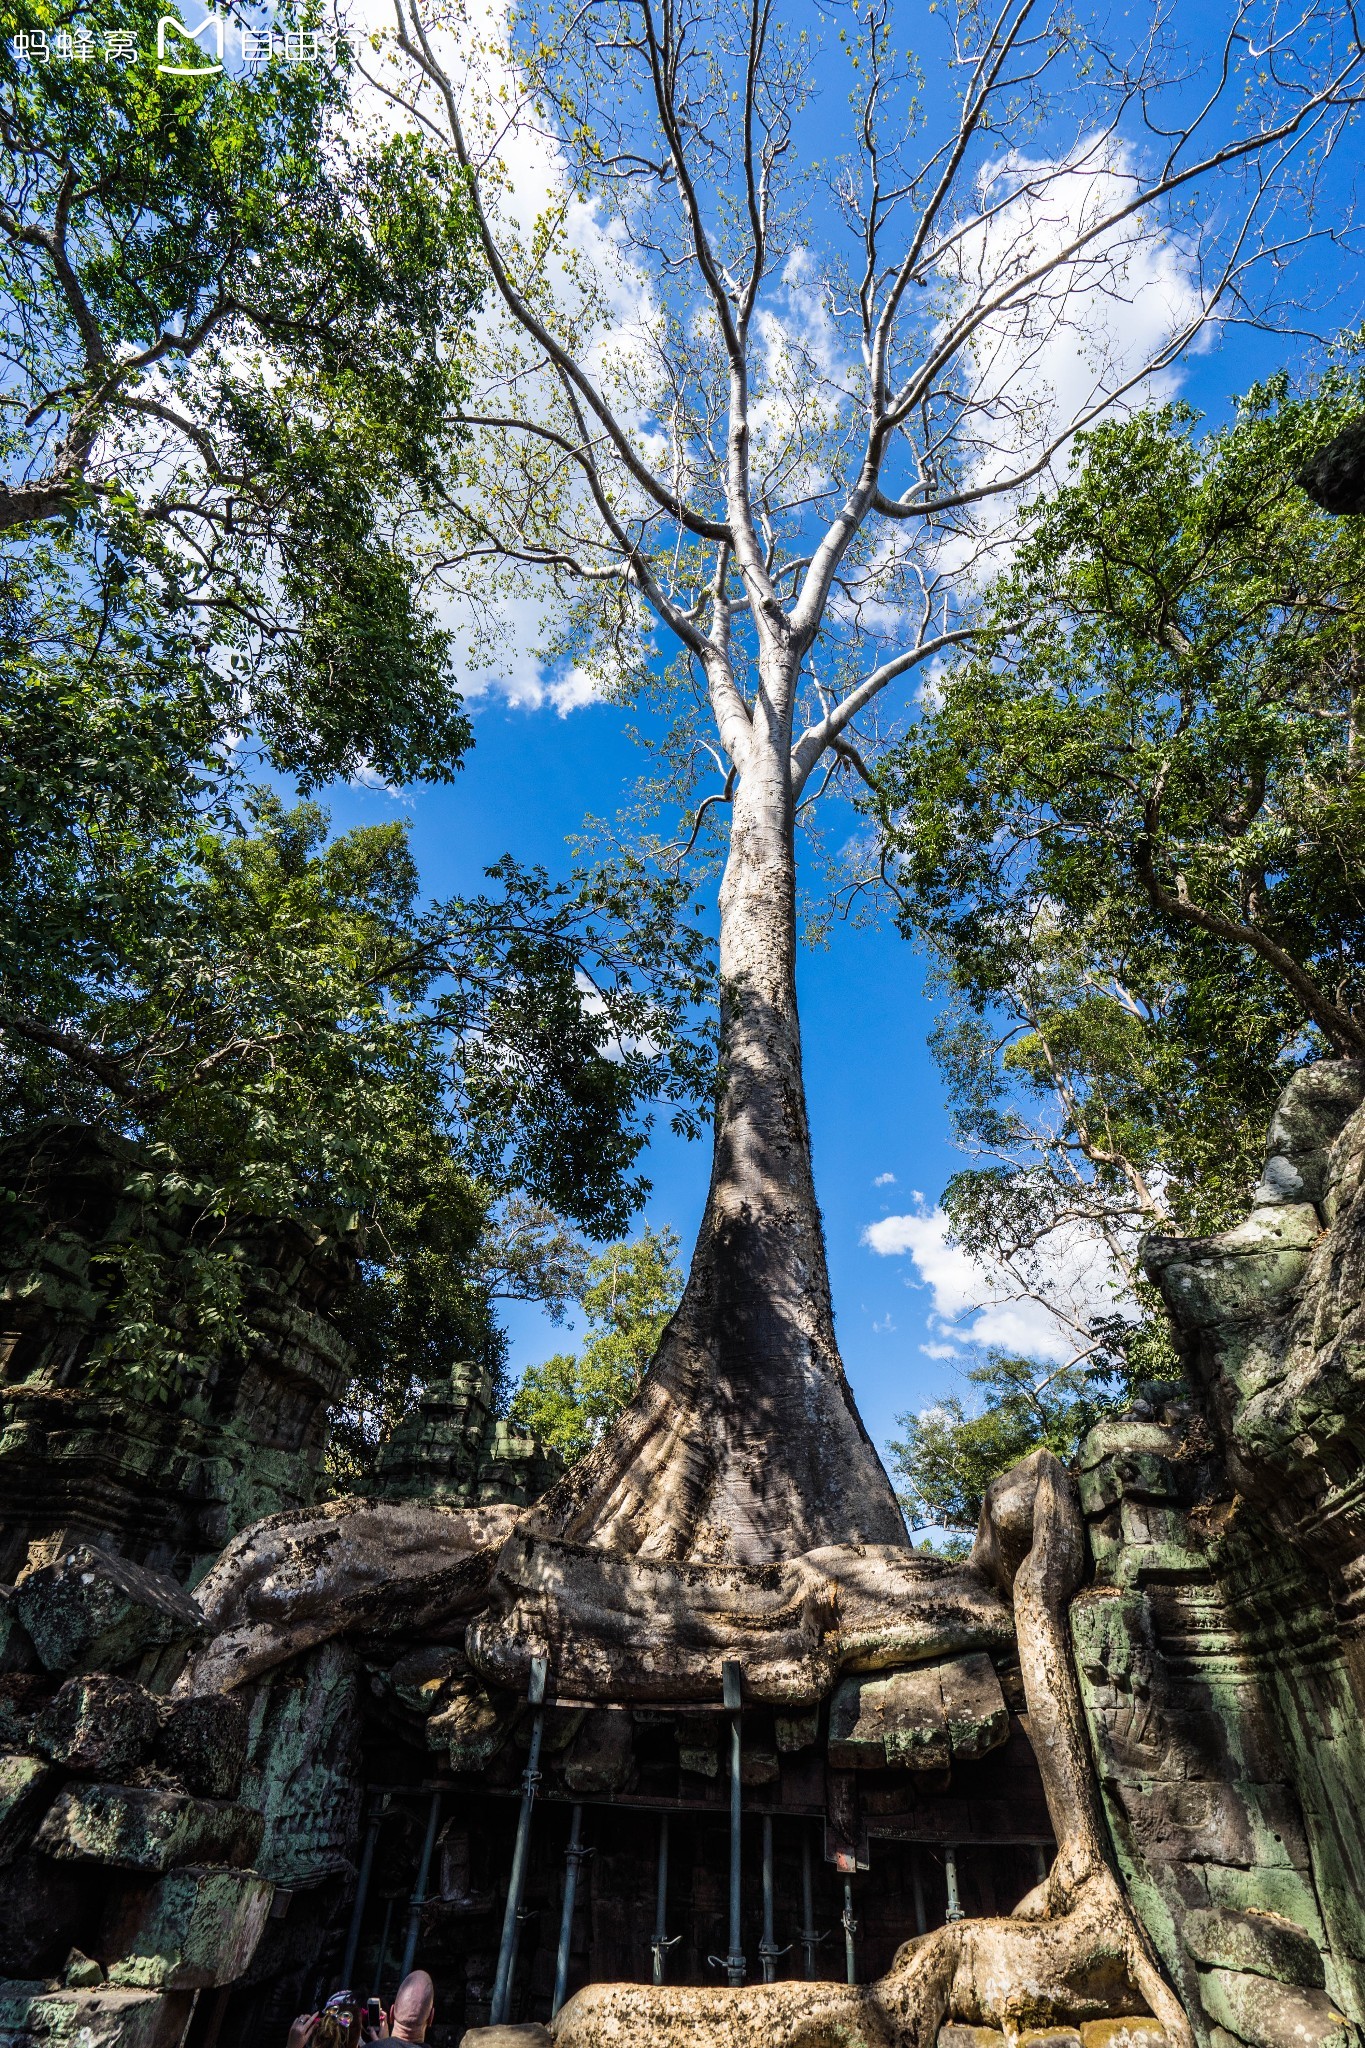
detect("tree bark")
[526,708,907,1563]
[551,1454,1195,2048]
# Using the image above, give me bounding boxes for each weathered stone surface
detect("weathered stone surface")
[63,1950,104,1988]
[374,1358,561,1509]
[384,1643,468,1717]
[563,1706,634,1793]
[1183,1908,1325,1990]
[427,1672,515,1773]
[32,1673,158,1777]
[0,1982,193,2048]
[1079,2024,1168,2048]
[938,1651,1010,1761]
[35,1782,263,1872]
[15,1546,202,1675]
[237,1638,360,1886]
[101,1864,274,1988]
[775,1707,819,1751]
[1196,1969,1352,2048]
[0,1751,54,1864]
[1017,2029,1082,2048]
[0,1121,359,1587]
[0,1586,36,1673]
[155,1691,247,1799]
[458,2028,553,2047]
[939,2028,1007,2048]
[829,1666,950,1770]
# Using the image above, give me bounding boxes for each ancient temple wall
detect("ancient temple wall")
[1074,1059,1365,2048]
[0,1122,357,1586]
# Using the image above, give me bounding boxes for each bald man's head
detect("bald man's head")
[390,1971,434,2042]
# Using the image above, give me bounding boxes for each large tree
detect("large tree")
[368,0,1363,1564]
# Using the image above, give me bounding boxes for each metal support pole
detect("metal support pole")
[650,1811,681,1985]
[370,1897,395,1996]
[552,1803,586,2019]
[912,1846,927,1936]
[400,1789,441,1980]
[841,1878,858,1986]
[723,1660,745,1986]
[944,1843,964,1923]
[800,1827,820,1979]
[342,1799,385,1987]
[491,1654,549,2025]
[757,1813,791,1981]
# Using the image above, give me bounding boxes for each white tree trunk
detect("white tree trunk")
[528,684,907,1563]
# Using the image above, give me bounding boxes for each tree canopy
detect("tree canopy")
[2,0,478,785]
[878,353,1365,1513]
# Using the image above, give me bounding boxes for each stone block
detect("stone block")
[15,1547,203,1675]
[155,1693,248,1800]
[0,1586,37,1673]
[1197,1969,1353,2048]
[740,1748,779,1785]
[0,1983,193,2048]
[938,1651,1009,1761]
[32,1674,158,1778]
[829,1667,949,1771]
[63,1951,105,1988]
[1185,1908,1325,1989]
[383,1645,468,1716]
[1016,2029,1081,2048]
[428,1677,513,1772]
[939,2029,1007,2048]
[101,1864,274,1988]
[1079,2023,1169,2048]
[563,1707,634,1794]
[775,1708,820,1752]
[36,1782,264,1873]
[0,1751,55,1864]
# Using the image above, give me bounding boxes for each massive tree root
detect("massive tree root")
[552,1452,1193,2048]
[177,1499,521,1694]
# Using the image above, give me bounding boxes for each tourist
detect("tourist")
[383,1971,436,2044]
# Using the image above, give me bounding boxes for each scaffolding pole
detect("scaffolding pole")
[723,1660,745,1986]
[551,1803,587,2019]
[490,1654,549,2025]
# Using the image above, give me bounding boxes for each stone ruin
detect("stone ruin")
[2,1068,1365,2048]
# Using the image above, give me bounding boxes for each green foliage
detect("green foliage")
[0,542,713,1410]
[509,1225,684,1463]
[877,354,1365,1394]
[2,0,480,785]
[889,1349,1135,1535]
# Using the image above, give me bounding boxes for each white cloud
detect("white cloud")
[873,1171,897,1187]
[862,1201,1127,1365]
